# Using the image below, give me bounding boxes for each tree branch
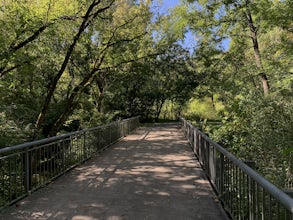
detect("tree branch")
[0,61,30,79]
[0,15,79,61]
[34,0,115,137]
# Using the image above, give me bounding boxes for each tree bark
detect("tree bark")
[245,0,270,96]
[96,74,106,113]
[48,55,106,136]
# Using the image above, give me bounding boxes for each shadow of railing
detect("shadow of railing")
[180,117,293,220]
[0,117,140,209]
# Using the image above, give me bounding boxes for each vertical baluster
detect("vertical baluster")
[83,131,86,160]
[268,194,272,220]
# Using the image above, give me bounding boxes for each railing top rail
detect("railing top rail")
[180,117,293,213]
[0,116,140,155]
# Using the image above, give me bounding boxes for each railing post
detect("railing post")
[122,121,124,137]
[62,140,66,172]
[24,148,32,194]
[83,131,86,159]
[209,145,216,183]
[193,129,197,154]
[244,160,256,220]
[198,134,202,164]
[219,154,224,196]
[248,177,255,220]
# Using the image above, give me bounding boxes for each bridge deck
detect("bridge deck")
[1,123,228,220]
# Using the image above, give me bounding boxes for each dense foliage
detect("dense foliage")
[0,0,198,146]
[178,0,293,187]
[0,0,292,187]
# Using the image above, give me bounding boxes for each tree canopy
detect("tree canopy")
[0,0,292,187]
[177,0,292,187]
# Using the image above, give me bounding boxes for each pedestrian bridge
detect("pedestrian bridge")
[0,117,292,219]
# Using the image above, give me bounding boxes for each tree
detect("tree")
[34,0,115,137]
[179,0,293,187]
[104,43,199,121]
[0,0,80,77]
[0,0,153,144]
[183,0,291,95]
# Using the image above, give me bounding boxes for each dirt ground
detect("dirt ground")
[0,123,228,220]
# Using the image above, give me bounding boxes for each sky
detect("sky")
[151,0,230,53]
[151,0,197,54]
[157,0,181,14]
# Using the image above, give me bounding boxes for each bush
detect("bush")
[209,92,293,188]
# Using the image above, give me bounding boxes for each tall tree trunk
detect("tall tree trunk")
[49,71,98,135]
[48,55,106,136]
[96,73,107,113]
[34,0,114,138]
[245,0,270,96]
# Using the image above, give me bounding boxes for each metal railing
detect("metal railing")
[180,117,293,220]
[0,117,140,209]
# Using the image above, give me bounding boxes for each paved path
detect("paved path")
[1,123,228,220]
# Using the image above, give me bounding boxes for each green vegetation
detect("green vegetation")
[182,96,224,121]
[179,0,293,188]
[0,0,292,188]
[0,0,199,145]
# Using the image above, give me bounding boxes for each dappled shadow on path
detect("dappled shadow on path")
[1,124,228,220]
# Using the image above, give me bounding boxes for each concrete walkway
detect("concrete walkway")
[1,124,228,220]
